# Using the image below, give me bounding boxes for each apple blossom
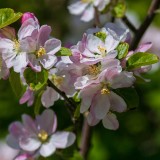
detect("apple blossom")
[0,19,38,73]
[70,25,129,65]
[6,109,76,158]
[68,0,110,22]
[79,65,135,129]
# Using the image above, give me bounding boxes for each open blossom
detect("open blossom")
[68,0,110,22]
[41,61,77,108]
[0,19,39,73]
[7,109,76,158]
[79,65,135,130]
[70,23,129,65]
[27,24,61,72]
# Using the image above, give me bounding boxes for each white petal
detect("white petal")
[41,87,59,108]
[19,137,41,152]
[36,109,57,134]
[105,34,119,52]
[13,53,28,73]
[68,1,88,15]
[28,54,41,72]
[102,112,119,130]
[81,5,95,22]
[50,132,76,148]
[44,38,61,54]
[40,141,56,157]
[93,92,110,119]
[40,55,57,70]
[110,71,135,89]
[87,34,104,54]
[79,84,100,113]
[109,91,127,112]
[6,135,20,149]
[87,112,100,126]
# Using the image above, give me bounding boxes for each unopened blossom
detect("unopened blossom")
[7,109,76,157]
[79,66,135,130]
[19,88,35,106]
[21,12,39,24]
[68,0,110,22]
[70,24,129,65]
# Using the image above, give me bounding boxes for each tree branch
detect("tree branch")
[94,7,101,27]
[130,0,160,50]
[122,15,137,33]
[80,119,92,160]
[47,80,76,112]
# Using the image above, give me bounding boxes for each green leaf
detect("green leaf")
[112,2,126,18]
[69,151,84,160]
[116,42,129,59]
[56,47,72,56]
[114,87,139,110]
[34,91,43,115]
[9,69,25,98]
[23,68,48,91]
[0,8,22,29]
[127,52,159,70]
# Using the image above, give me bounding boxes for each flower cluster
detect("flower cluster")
[0,11,158,159]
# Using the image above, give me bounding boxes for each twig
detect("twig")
[122,15,137,33]
[130,0,160,50]
[80,119,92,160]
[47,79,76,112]
[94,7,101,27]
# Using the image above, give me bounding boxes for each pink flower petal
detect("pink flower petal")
[102,112,119,130]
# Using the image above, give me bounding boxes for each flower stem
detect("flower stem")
[80,119,92,160]
[130,0,160,50]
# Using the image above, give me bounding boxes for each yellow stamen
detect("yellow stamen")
[38,130,48,142]
[52,75,64,87]
[98,46,106,56]
[88,65,100,75]
[13,39,20,52]
[36,47,46,57]
[101,88,110,95]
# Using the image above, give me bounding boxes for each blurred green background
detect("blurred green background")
[0,0,160,159]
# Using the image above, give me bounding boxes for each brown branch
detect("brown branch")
[47,79,76,112]
[94,7,101,27]
[130,0,160,50]
[80,119,92,160]
[122,15,137,33]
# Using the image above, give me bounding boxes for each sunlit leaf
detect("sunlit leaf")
[0,8,22,29]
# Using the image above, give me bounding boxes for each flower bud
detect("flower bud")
[21,12,39,24]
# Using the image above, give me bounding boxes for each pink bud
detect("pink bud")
[21,12,39,24]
